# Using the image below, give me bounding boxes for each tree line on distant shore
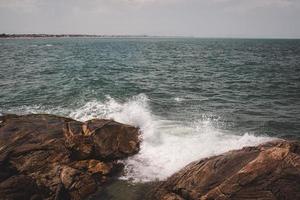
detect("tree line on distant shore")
[0,33,149,38]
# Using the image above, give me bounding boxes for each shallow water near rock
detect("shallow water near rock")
[1,37,300,198]
[88,180,152,200]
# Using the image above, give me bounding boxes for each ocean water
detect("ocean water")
[0,38,300,196]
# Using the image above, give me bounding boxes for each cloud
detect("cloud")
[0,0,39,12]
[212,0,295,10]
[0,0,296,12]
[0,0,299,37]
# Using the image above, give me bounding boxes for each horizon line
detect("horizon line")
[1,33,300,40]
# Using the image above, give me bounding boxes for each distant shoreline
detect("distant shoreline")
[0,34,299,40]
[0,33,150,38]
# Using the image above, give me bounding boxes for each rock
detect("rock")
[87,119,140,159]
[0,114,140,200]
[147,140,300,200]
[60,166,97,200]
[0,175,43,200]
[71,160,114,176]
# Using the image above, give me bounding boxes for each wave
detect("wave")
[67,94,274,182]
[174,97,184,102]
[1,94,274,182]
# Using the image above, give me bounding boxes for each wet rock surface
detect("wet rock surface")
[147,140,300,200]
[0,114,140,200]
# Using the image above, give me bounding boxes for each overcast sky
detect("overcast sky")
[0,0,300,38]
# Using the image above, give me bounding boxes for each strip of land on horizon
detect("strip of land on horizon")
[0,33,149,38]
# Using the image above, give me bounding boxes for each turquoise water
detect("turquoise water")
[0,38,300,189]
[1,38,299,135]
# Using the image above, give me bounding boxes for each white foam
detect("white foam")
[68,94,273,182]
[121,121,272,182]
[69,94,155,140]
[174,97,184,102]
[7,94,274,182]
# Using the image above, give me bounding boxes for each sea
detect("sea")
[0,37,300,199]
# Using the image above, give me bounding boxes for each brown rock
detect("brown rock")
[147,140,300,200]
[0,114,140,200]
[88,119,140,159]
[71,159,114,175]
[60,166,97,200]
[0,175,43,200]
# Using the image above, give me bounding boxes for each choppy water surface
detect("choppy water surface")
[0,38,300,198]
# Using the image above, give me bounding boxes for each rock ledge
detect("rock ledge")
[0,114,140,200]
[147,140,300,200]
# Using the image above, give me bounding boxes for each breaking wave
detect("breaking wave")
[2,94,274,182]
[68,94,273,182]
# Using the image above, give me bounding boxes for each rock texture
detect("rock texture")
[147,140,300,200]
[0,114,140,200]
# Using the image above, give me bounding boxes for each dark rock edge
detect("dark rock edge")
[0,114,141,200]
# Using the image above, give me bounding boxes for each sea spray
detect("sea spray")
[4,94,274,182]
[69,94,273,182]
[69,94,156,141]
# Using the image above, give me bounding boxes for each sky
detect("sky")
[0,0,300,38]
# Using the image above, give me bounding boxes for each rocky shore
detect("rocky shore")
[146,140,300,200]
[0,114,140,200]
[0,114,300,200]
